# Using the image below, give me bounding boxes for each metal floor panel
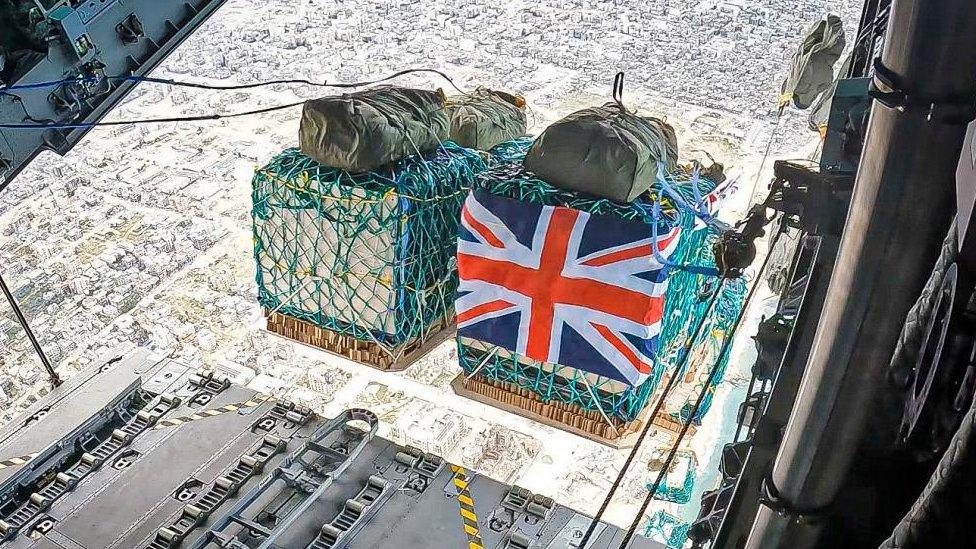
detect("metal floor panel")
[0,350,664,549]
[0,350,157,486]
[54,398,278,547]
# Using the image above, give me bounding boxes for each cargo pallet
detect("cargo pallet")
[452,374,695,448]
[265,309,456,371]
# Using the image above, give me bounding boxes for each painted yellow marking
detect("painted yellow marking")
[153,395,274,430]
[0,452,39,470]
[451,464,483,547]
[460,508,478,522]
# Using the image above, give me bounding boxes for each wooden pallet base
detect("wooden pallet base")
[265,310,455,371]
[452,374,691,448]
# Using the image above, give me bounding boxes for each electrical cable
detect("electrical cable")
[0,67,465,94]
[0,100,307,129]
[0,67,466,129]
[144,67,465,93]
[617,219,785,548]
[577,280,727,547]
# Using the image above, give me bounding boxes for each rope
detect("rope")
[577,283,725,548]
[618,219,785,548]
[743,115,783,211]
[580,374,622,438]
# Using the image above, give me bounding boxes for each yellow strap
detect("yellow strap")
[777,91,794,108]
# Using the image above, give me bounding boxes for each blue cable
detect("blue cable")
[689,164,706,215]
[650,198,721,277]
[655,164,722,231]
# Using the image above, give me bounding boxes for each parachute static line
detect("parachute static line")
[578,283,726,548]
[619,220,785,548]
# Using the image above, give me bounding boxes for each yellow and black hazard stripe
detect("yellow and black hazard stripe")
[153,395,275,429]
[0,452,38,470]
[450,465,483,549]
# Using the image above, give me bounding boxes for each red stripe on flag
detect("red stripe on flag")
[581,244,653,267]
[580,228,680,267]
[462,207,504,248]
[659,227,681,251]
[457,253,667,327]
[592,323,652,375]
[457,299,514,324]
[524,208,580,360]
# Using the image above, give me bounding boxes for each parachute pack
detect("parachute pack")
[299,86,450,173]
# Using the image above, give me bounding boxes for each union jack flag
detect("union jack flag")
[456,189,680,386]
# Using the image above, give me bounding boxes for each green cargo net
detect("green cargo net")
[458,140,746,424]
[650,450,698,504]
[487,136,535,166]
[644,510,692,549]
[667,271,747,425]
[253,142,486,359]
[655,215,747,426]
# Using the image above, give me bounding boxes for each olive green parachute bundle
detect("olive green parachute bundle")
[445,88,528,151]
[299,86,450,173]
[523,103,678,203]
[779,14,846,110]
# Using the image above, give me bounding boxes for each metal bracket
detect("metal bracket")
[898,263,976,460]
[116,13,145,44]
[758,472,830,525]
[870,57,976,124]
[715,161,852,279]
[769,161,854,234]
[713,205,774,278]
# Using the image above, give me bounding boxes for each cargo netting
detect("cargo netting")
[253,142,486,360]
[645,510,692,549]
[651,451,698,504]
[486,136,534,166]
[458,139,746,424]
